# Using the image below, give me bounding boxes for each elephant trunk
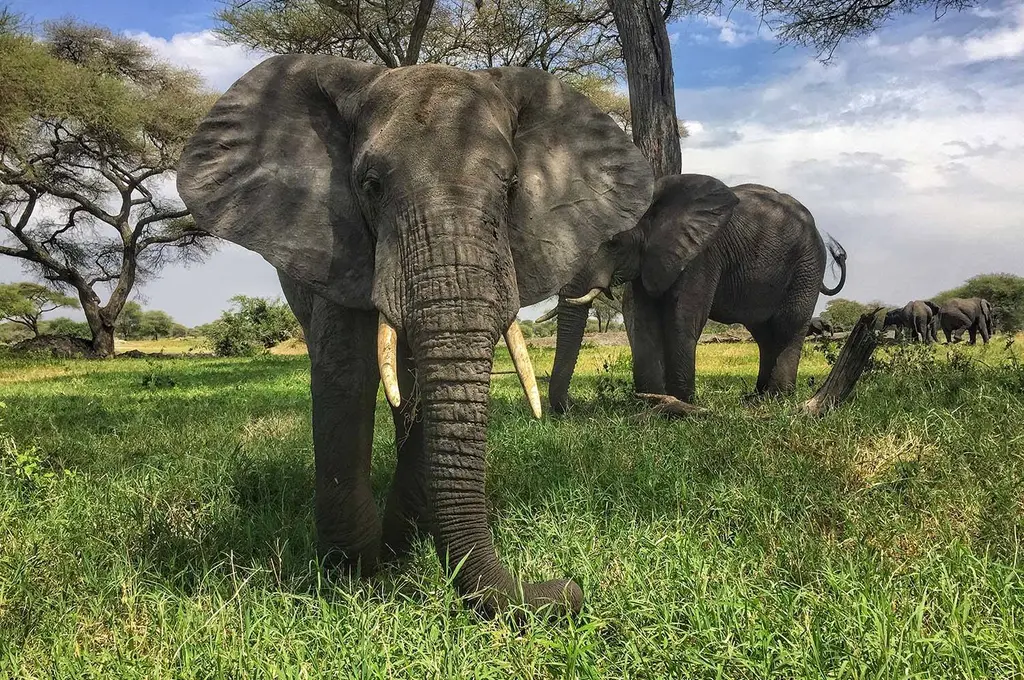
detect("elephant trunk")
[393,212,580,617]
[415,330,581,616]
[549,298,590,415]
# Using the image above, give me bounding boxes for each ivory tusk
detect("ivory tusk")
[534,306,558,323]
[377,319,401,409]
[503,321,542,419]
[565,288,602,306]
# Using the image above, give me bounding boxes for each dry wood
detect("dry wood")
[801,309,882,416]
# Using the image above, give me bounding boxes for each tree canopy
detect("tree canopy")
[821,298,888,331]
[0,19,217,356]
[0,281,77,336]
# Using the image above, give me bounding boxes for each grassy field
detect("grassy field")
[1,338,1023,677]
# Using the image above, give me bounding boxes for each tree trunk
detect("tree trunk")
[609,0,681,178]
[802,310,882,416]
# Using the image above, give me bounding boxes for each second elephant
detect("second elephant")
[548,174,848,410]
[938,297,993,344]
[883,300,940,343]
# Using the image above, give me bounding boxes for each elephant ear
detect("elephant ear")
[640,174,738,297]
[481,67,654,305]
[924,300,941,315]
[177,55,385,309]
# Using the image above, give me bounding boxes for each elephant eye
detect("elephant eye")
[360,170,382,200]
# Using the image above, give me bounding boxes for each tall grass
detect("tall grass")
[1,339,1022,677]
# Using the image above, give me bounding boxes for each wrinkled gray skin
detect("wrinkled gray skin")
[176,55,653,617]
[549,175,847,410]
[806,317,833,338]
[883,300,940,343]
[938,297,993,344]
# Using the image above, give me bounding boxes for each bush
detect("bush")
[202,296,299,357]
[42,317,91,339]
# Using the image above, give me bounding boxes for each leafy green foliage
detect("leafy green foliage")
[0,282,77,335]
[821,298,887,331]
[934,273,1024,334]
[41,316,90,339]
[202,295,300,357]
[114,302,180,340]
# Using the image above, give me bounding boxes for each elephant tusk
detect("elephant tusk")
[565,288,602,306]
[534,306,558,323]
[377,319,401,409]
[504,321,542,419]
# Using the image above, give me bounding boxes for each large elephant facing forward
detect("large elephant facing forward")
[176,56,654,616]
[883,300,940,343]
[938,297,993,344]
[546,174,847,410]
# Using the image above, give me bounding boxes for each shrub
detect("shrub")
[203,296,299,357]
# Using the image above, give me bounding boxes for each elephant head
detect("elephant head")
[980,298,994,332]
[883,309,902,329]
[543,174,737,412]
[177,55,653,614]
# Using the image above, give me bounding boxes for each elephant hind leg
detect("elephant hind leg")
[750,321,803,397]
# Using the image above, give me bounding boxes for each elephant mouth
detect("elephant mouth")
[376,317,541,418]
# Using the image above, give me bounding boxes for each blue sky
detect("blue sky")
[5,1,1024,324]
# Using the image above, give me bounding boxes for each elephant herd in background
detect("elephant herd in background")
[808,297,995,345]
[881,297,994,345]
[175,55,995,619]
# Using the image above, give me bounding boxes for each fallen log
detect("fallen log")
[801,309,882,416]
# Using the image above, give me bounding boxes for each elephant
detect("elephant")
[175,55,654,617]
[543,174,848,411]
[882,300,940,343]
[806,317,833,338]
[938,297,993,344]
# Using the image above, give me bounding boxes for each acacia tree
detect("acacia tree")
[218,0,625,93]
[0,20,216,356]
[0,281,77,336]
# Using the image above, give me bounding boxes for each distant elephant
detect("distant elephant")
[806,317,833,338]
[176,55,654,616]
[938,297,993,344]
[883,300,940,343]
[545,174,847,410]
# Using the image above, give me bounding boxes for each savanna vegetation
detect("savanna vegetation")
[1,338,1022,677]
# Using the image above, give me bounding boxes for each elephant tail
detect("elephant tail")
[820,235,847,296]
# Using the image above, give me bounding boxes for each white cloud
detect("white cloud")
[126,30,267,92]
[701,14,769,47]
[678,7,1024,309]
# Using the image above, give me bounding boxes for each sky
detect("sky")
[3,0,1024,325]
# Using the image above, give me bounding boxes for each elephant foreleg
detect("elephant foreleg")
[661,282,713,404]
[307,299,382,573]
[624,282,666,395]
[381,339,429,562]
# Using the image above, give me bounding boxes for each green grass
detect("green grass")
[1,339,1023,677]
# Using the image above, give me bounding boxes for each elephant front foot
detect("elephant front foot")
[471,578,584,621]
[317,539,381,578]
